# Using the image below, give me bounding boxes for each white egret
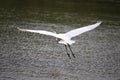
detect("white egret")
[18,21,102,58]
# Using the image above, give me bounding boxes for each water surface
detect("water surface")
[0,0,120,80]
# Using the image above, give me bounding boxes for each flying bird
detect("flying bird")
[18,21,102,59]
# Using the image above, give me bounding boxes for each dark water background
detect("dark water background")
[0,0,120,80]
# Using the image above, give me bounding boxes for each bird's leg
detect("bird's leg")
[65,45,71,59]
[68,44,75,58]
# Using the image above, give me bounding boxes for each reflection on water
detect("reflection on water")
[0,0,120,80]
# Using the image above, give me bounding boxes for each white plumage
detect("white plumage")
[18,21,102,58]
[18,21,102,45]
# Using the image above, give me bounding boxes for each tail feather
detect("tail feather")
[58,40,75,45]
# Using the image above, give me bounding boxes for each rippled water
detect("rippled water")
[0,0,120,80]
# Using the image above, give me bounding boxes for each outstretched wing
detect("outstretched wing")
[65,21,102,39]
[17,27,59,38]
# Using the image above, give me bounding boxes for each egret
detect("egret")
[18,21,102,58]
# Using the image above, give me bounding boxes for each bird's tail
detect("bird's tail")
[68,40,75,45]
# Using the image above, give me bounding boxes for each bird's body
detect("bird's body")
[55,33,75,45]
[18,21,102,58]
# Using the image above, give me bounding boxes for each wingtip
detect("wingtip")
[17,27,20,30]
[17,27,26,31]
[97,21,102,24]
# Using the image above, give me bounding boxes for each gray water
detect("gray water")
[0,0,120,80]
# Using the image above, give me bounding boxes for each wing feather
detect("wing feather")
[65,21,102,38]
[17,27,59,38]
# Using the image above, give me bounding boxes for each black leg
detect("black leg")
[68,44,75,58]
[65,45,71,59]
